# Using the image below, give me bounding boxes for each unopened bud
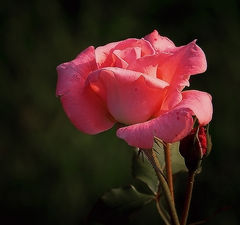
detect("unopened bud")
[180,126,210,172]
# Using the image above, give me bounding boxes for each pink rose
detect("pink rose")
[56,30,213,149]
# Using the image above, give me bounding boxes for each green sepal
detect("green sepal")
[205,123,212,157]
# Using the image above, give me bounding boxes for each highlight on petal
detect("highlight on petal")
[175,90,213,125]
[95,41,120,68]
[88,68,169,125]
[117,108,193,149]
[56,46,115,134]
[144,30,176,53]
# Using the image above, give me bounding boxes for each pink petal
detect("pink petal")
[95,41,120,68]
[56,46,97,96]
[88,68,168,125]
[111,47,142,69]
[114,47,141,62]
[154,41,207,113]
[115,38,155,56]
[144,30,176,52]
[127,54,160,77]
[156,89,182,114]
[112,52,129,69]
[117,108,193,149]
[117,90,213,149]
[56,46,115,134]
[175,90,213,125]
[157,40,207,90]
[95,38,155,68]
[112,47,141,69]
[126,52,171,78]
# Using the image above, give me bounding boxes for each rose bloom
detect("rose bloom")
[56,30,213,149]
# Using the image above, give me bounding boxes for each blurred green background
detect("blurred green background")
[1,0,240,224]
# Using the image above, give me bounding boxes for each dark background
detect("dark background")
[1,0,240,224]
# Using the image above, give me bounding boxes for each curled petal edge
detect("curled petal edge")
[117,108,194,149]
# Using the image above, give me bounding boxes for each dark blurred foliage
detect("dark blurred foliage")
[0,0,240,224]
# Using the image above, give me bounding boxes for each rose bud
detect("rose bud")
[179,126,211,172]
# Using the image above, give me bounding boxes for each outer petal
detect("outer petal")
[175,90,213,125]
[144,30,176,53]
[95,38,155,68]
[88,67,169,125]
[117,90,212,149]
[157,40,207,90]
[156,41,207,112]
[56,46,97,96]
[56,46,115,134]
[117,108,193,149]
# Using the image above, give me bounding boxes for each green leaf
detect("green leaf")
[153,138,187,174]
[89,185,154,225]
[103,185,154,209]
[132,149,159,194]
[132,140,187,194]
[170,142,188,174]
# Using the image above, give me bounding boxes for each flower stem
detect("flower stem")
[164,143,174,200]
[156,198,171,225]
[142,149,180,225]
[181,171,196,225]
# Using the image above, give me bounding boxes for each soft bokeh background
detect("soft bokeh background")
[1,0,240,224]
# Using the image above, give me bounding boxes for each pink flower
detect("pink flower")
[56,30,213,149]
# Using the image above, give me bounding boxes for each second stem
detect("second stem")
[164,143,174,200]
[181,171,196,225]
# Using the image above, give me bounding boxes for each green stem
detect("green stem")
[156,198,171,225]
[181,171,196,225]
[142,149,180,225]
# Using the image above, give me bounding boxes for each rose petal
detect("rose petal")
[144,30,176,53]
[157,40,207,90]
[112,47,142,69]
[153,40,207,114]
[115,38,155,56]
[95,41,120,68]
[88,68,169,125]
[112,52,129,69]
[175,90,213,125]
[156,89,183,114]
[56,46,115,134]
[95,38,155,68]
[117,108,193,149]
[117,90,213,148]
[127,54,160,77]
[56,46,97,96]
[114,47,141,63]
